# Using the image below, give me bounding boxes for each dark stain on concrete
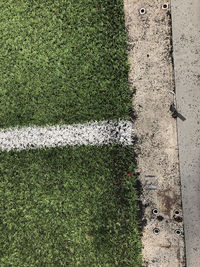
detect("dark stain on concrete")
[157,215,164,221]
[158,188,176,216]
[173,215,183,223]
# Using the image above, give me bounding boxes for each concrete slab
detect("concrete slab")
[124,0,185,266]
[171,1,200,266]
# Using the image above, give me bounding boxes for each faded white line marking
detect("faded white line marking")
[0,120,133,151]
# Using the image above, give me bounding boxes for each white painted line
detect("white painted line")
[0,120,133,151]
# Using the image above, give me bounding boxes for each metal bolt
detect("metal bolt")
[139,8,146,15]
[175,229,181,235]
[174,210,180,216]
[153,228,160,235]
[152,209,159,215]
[162,3,169,10]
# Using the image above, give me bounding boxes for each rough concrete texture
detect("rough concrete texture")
[0,120,133,151]
[171,0,200,266]
[123,1,185,266]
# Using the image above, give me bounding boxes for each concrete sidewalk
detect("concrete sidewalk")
[171,0,200,266]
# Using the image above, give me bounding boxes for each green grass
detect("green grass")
[0,146,141,266]
[0,0,142,266]
[0,0,131,128]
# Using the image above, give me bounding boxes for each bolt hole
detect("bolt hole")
[153,228,160,235]
[175,229,181,235]
[140,8,146,15]
[162,3,168,10]
[152,209,159,215]
[174,210,180,215]
[147,54,149,58]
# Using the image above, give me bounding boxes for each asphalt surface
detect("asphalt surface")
[171,1,200,266]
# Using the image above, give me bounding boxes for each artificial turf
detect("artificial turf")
[0,146,141,266]
[0,0,142,266]
[0,0,131,128]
